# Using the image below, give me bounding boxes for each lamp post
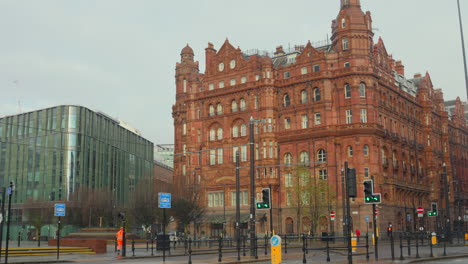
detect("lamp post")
[457,0,468,100]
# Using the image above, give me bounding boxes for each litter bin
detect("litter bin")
[156,235,170,250]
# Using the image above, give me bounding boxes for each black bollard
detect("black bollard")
[254,235,258,260]
[366,234,369,261]
[242,236,246,257]
[146,239,149,252]
[390,232,395,260]
[188,238,192,264]
[218,236,222,263]
[132,239,135,257]
[443,237,447,256]
[284,235,288,254]
[115,238,117,252]
[327,235,331,262]
[151,237,154,256]
[17,232,21,247]
[407,233,411,256]
[305,234,308,254]
[399,233,405,261]
[37,231,41,247]
[415,233,420,258]
[264,235,267,255]
[237,234,240,261]
[302,234,306,264]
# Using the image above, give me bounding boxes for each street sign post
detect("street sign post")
[158,193,172,209]
[54,204,66,217]
[158,193,171,262]
[417,207,424,218]
[270,235,282,264]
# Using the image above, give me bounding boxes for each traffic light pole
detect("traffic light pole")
[372,176,378,260]
[344,162,352,264]
[269,184,273,235]
[249,117,256,257]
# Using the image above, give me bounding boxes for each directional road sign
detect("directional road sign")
[54,203,66,217]
[158,193,172,209]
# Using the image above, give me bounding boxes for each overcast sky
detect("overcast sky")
[0,0,466,145]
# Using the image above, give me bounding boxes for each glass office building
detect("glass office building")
[0,105,154,205]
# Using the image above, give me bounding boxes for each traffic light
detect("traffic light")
[256,188,271,210]
[347,168,357,198]
[387,224,393,236]
[428,202,438,216]
[363,180,381,204]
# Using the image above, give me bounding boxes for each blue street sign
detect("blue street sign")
[271,235,281,247]
[158,193,171,209]
[6,187,12,195]
[55,203,66,217]
[365,216,370,223]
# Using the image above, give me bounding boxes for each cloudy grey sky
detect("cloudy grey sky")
[0,0,466,144]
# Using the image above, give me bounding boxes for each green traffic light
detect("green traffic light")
[256,203,262,209]
[365,197,371,202]
[264,204,269,208]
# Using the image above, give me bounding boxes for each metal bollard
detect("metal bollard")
[264,235,268,255]
[146,239,149,251]
[390,232,395,260]
[132,239,135,257]
[326,235,331,262]
[218,236,223,263]
[17,232,21,247]
[284,235,288,254]
[399,233,405,261]
[151,238,154,256]
[302,234,307,264]
[365,234,369,261]
[443,236,447,256]
[188,238,192,264]
[415,233,420,258]
[407,232,411,256]
[430,234,434,258]
[242,236,246,257]
[255,236,258,260]
[115,238,117,252]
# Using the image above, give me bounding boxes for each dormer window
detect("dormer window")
[341,18,346,28]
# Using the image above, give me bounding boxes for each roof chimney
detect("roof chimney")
[395,60,405,76]
[274,45,285,56]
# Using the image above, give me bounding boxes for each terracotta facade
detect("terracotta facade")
[172,0,468,237]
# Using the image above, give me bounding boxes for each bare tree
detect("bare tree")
[22,199,53,240]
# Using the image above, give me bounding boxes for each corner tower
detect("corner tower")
[332,0,374,65]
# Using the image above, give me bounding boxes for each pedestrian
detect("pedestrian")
[116,227,124,255]
[355,229,361,242]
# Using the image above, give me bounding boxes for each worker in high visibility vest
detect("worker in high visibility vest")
[116,227,124,254]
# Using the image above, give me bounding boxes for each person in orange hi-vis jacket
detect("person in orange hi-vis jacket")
[116,227,124,254]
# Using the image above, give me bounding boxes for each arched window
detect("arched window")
[301,90,308,104]
[209,104,215,116]
[342,18,346,28]
[284,153,293,165]
[314,88,321,101]
[283,94,290,107]
[240,98,246,111]
[209,128,216,141]
[217,103,223,115]
[317,149,327,162]
[348,146,353,157]
[344,84,351,98]
[240,124,247,136]
[231,100,238,112]
[363,145,369,156]
[300,151,309,165]
[217,128,223,140]
[232,125,239,137]
[359,83,366,97]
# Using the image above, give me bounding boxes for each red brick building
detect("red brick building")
[172,0,468,237]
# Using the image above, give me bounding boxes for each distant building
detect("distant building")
[173,0,468,237]
[0,105,154,206]
[154,144,174,168]
[154,160,173,193]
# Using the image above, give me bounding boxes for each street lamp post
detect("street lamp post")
[457,0,468,100]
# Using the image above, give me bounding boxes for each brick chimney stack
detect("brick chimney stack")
[395,60,405,76]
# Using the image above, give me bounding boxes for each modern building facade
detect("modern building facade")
[173,0,468,237]
[0,105,154,206]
